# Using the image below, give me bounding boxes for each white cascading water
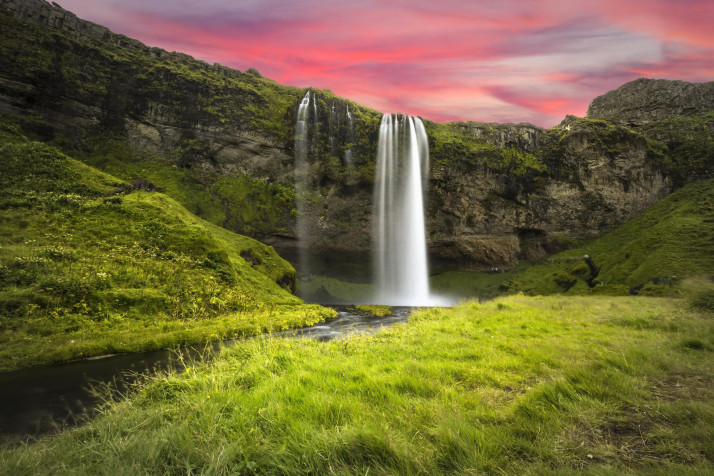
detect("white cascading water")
[295,91,313,277]
[329,101,338,156]
[373,114,432,305]
[344,105,354,164]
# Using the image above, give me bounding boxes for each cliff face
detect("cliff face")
[426,118,670,270]
[0,0,711,278]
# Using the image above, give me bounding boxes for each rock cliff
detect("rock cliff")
[0,0,711,279]
[587,78,714,126]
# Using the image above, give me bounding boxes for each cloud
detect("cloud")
[57,0,714,127]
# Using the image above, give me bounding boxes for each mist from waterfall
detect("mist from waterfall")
[373,114,433,305]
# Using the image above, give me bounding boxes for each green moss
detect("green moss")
[0,141,121,195]
[424,121,547,195]
[538,117,668,180]
[424,121,493,171]
[429,178,713,299]
[354,304,393,317]
[501,178,714,295]
[489,147,546,177]
[212,175,295,235]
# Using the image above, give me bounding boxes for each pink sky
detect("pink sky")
[57,0,714,127]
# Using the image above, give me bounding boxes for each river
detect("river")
[0,306,412,446]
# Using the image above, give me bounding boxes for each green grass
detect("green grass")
[641,112,714,186]
[508,178,714,294]
[77,134,298,236]
[0,121,334,371]
[1,295,711,474]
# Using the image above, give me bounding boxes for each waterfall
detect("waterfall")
[295,91,314,278]
[344,105,354,165]
[329,101,338,156]
[373,114,431,305]
[311,91,318,138]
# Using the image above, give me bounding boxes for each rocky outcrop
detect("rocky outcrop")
[0,0,710,277]
[445,121,548,153]
[587,78,714,126]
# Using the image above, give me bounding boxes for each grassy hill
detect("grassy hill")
[0,118,333,371]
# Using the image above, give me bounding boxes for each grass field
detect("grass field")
[1,294,712,474]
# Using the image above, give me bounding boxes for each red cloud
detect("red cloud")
[56,0,714,127]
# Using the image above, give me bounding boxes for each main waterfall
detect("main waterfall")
[373,114,432,305]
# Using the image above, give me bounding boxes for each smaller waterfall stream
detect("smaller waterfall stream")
[294,91,314,277]
[344,105,354,164]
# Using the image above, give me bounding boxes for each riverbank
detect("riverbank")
[0,304,334,372]
[2,295,712,474]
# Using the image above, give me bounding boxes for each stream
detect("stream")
[0,306,411,446]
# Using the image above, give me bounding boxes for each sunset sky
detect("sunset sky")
[57,0,714,127]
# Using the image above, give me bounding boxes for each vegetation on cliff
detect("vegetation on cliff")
[0,5,391,245]
[0,3,300,141]
[300,175,713,303]
[426,121,547,177]
[5,3,712,270]
[2,295,711,474]
[80,133,298,236]
[640,112,714,186]
[0,118,334,371]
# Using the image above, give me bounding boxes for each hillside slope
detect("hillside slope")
[0,119,333,371]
